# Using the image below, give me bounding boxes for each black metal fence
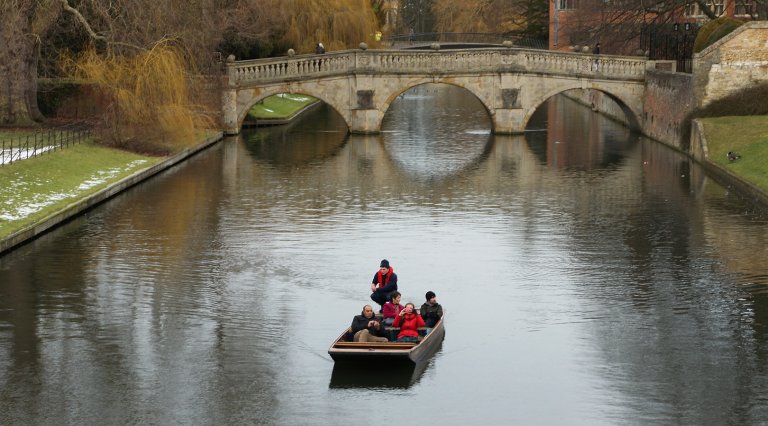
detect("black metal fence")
[385,32,548,50]
[645,23,699,74]
[0,122,92,167]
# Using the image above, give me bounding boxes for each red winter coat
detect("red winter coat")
[382,302,404,320]
[393,312,425,339]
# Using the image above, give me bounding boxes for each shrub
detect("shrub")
[693,17,744,53]
[681,83,768,148]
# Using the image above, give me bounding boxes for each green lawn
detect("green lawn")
[0,129,41,143]
[701,116,768,192]
[0,140,162,238]
[247,93,319,120]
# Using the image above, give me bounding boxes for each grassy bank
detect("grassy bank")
[0,129,41,143]
[247,94,318,120]
[0,140,162,238]
[701,116,768,192]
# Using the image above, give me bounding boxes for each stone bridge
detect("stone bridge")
[223,47,658,135]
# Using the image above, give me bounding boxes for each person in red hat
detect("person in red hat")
[370,259,398,308]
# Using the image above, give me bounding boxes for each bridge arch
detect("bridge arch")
[524,84,642,132]
[378,79,494,130]
[235,84,352,132]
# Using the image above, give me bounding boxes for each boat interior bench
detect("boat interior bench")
[334,342,416,349]
[342,326,432,343]
[384,326,430,339]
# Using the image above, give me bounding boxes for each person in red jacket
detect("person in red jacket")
[382,291,404,326]
[370,259,398,308]
[392,303,425,342]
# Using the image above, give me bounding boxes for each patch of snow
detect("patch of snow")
[0,160,149,222]
[0,146,55,165]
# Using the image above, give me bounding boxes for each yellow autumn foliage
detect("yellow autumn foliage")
[278,0,381,53]
[69,40,215,153]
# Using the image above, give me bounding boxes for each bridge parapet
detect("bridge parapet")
[228,53,355,87]
[227,48,650,87]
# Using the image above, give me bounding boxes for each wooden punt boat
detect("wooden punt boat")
[328,310,446,364]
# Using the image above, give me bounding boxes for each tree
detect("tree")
[1,0,383,128]
[278,0,380,53]
[0,0,58,126]
[399,0,436,34]
[431,0,548,38]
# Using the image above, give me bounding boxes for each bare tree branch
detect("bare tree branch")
[59,0,106,42]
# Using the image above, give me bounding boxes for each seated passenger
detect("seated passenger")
[382,291,404,326]
[392,303,425,342]
[350,305,388,342]
[420,290,443,328]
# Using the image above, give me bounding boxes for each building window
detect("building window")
[712,0,724,16]
[558,0,577,10]
[684,1,696,16]
[684,1,705,16]
[684,0,724,16]
[735,0,754,16]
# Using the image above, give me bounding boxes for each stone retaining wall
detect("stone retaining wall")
[642,70,694,150]
[694,21,768,109]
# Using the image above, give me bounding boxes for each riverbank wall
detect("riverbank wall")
[575,83,768,208]
[0,132,223,255]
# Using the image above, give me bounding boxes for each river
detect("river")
[2,84,768,424]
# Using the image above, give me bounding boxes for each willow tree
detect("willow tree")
[71,43,214,152]
[278,0,380,53]
[430,0,547,37]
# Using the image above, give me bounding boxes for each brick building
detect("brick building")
[549,1,757,58]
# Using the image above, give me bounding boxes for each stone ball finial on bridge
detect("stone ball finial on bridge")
[502,40,513,48]
[227,54,236,63]
[430,43,440,50]
[359,42,368,50]
[288,48,295,57]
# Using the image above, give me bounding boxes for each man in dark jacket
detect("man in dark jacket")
[370,259,398,308]
[420,290,443,328]
[350,305,388,342]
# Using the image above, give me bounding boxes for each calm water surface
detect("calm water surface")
[2,85,768,424]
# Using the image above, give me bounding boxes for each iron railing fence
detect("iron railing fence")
[385,32,548,50]
[1,122,92,167]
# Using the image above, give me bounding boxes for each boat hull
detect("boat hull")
[328,311,446,364]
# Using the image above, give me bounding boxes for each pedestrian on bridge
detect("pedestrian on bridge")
[592,42,601,71]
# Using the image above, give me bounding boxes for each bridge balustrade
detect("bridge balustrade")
[227,48,649,88]
[229,53,355,87]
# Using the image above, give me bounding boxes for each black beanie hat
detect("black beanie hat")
[380,259,390,268]
[425,291,436,301]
